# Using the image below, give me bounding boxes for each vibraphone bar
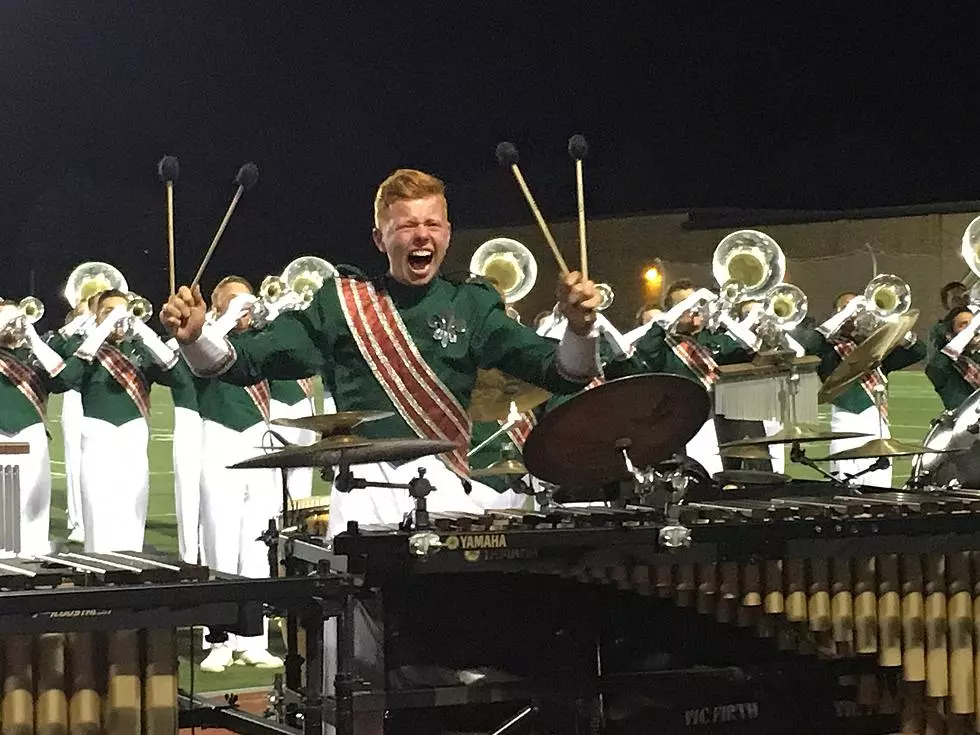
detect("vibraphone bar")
[332,486,980,734]
[0,550,355,735]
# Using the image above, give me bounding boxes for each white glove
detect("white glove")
[24,324,66,376]
[944,312,980,360]
[60,313,93,339]
[75,305,128,361]
[204,293,256,339]
[817,296,865,337]
[131,319,178,369]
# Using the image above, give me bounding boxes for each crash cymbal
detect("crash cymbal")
[230,437,456,469]
[272,410,393,436]
[819,437,961,461]
[719,424,870,448]
[469,369,551,422]
[470,458,528,478]
[719,444,773,460]
[818,310,921,404]
[523,374,710,488]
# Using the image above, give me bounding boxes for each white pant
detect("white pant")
[763,419,785,474]
[686,419,722,475]
[201,420,279,652]
[829,405,892,488]
[173,407,203,564]
[61,390,84,533]
[0,424,51,555]
[270,398,318,501]
[80,417,149,552]
[326,455,504,540]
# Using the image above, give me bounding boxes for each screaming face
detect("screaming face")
[373,195,451,286]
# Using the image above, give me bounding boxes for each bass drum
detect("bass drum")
[910,388,980,488]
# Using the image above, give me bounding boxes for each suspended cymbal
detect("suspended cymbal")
[272,410,393,435]
[230,437,456,469]
[523,374,710,488]
[818,310,921,404]
[719,424,870,448]
[469,368,551,422]
[719,444,773,460]
[471,458,528,478]
[819,437,961,461]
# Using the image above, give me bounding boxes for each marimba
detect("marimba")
[325,483,980,734]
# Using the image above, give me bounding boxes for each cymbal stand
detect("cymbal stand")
[616,439,692,548]
[788,442,847,486]
[467,401,522,458]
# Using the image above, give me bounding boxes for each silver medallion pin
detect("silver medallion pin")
[429,312,466,348]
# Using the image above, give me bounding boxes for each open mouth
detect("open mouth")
[408,250,434,274]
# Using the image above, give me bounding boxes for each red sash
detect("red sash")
[298,377,315,399]
[95,344,150,420]
[244,380,272,424]
[0,350,47,421]
[502,412,536,448]
[832,340,888,419]
[337,278,471,475]
[666,334,718,390]
[954,355,980,391]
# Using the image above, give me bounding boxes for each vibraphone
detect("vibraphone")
[322,482,980,735]
[0,550,354,735]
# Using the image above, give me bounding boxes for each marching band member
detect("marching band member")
[926,306,980,410]
[0,299,73,554]
[56,296,97,543]
[161,168,601,542]
[168,346,204,564]
[805,292,926,487]
[634,303,663,327]
[929,281,970,350]
[190,275,284,671]
[54,290,180,553]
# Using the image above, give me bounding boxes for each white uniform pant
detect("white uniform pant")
[61,390,84,533]
[0,424,51,555]
[270,398,318,501]
[763,419,785,474]
[173,407,203,564]
[80,417,149,553]
[201,420,278,652]
[326,455,504,540]
[829,405,892,488]
[686,419,722,476]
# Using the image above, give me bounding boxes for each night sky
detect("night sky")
[1,3,978,316]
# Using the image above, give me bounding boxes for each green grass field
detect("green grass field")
[38,371,944,693]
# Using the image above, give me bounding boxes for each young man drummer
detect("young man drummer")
[926,306,980,411]
[160,169,601,540]
[0,300,74,554]
[54,290,181,553]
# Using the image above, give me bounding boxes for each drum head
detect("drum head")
[913,392,980,488]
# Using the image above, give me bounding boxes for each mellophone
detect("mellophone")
[0,550,351,735]
[331,486,980,734]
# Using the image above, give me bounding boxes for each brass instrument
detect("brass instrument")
[595,282,615,311]
[864,274,911,319]
[126,293,152,323]
[763,283,808,331]
[18,296,44,325]
[470,238,537,307]
[64,262,128,308]
[282,256,337,306]
[712,230,786,302]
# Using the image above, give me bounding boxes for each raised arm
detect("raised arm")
[160,284,329,385]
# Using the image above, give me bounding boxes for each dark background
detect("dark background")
[1,3,977,318]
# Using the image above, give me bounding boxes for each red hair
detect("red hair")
[373,169,446,227]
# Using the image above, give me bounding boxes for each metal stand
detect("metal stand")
[616,439,692,548]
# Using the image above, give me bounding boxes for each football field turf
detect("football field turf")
[39,371,944,691]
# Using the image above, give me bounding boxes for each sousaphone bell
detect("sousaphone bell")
[64,262,128,308]
[470,237,538,320]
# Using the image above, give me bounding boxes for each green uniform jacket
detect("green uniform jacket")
[270,378,308,406]
[925,347,977,411]
[169,355,199,412]
[166,356,268,433]
[215,275,590,442]
[56,337,178,427]
[795,328,927,413]
[0,346,74,434]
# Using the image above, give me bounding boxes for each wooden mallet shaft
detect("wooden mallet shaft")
[190,185,244,289]
[508,163,569,276]
[575,158,587,280]
[166,181,175,296]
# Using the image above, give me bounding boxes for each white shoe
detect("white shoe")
[200,645,234,673]
[67,526,84,543]
[234,649,283,668]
